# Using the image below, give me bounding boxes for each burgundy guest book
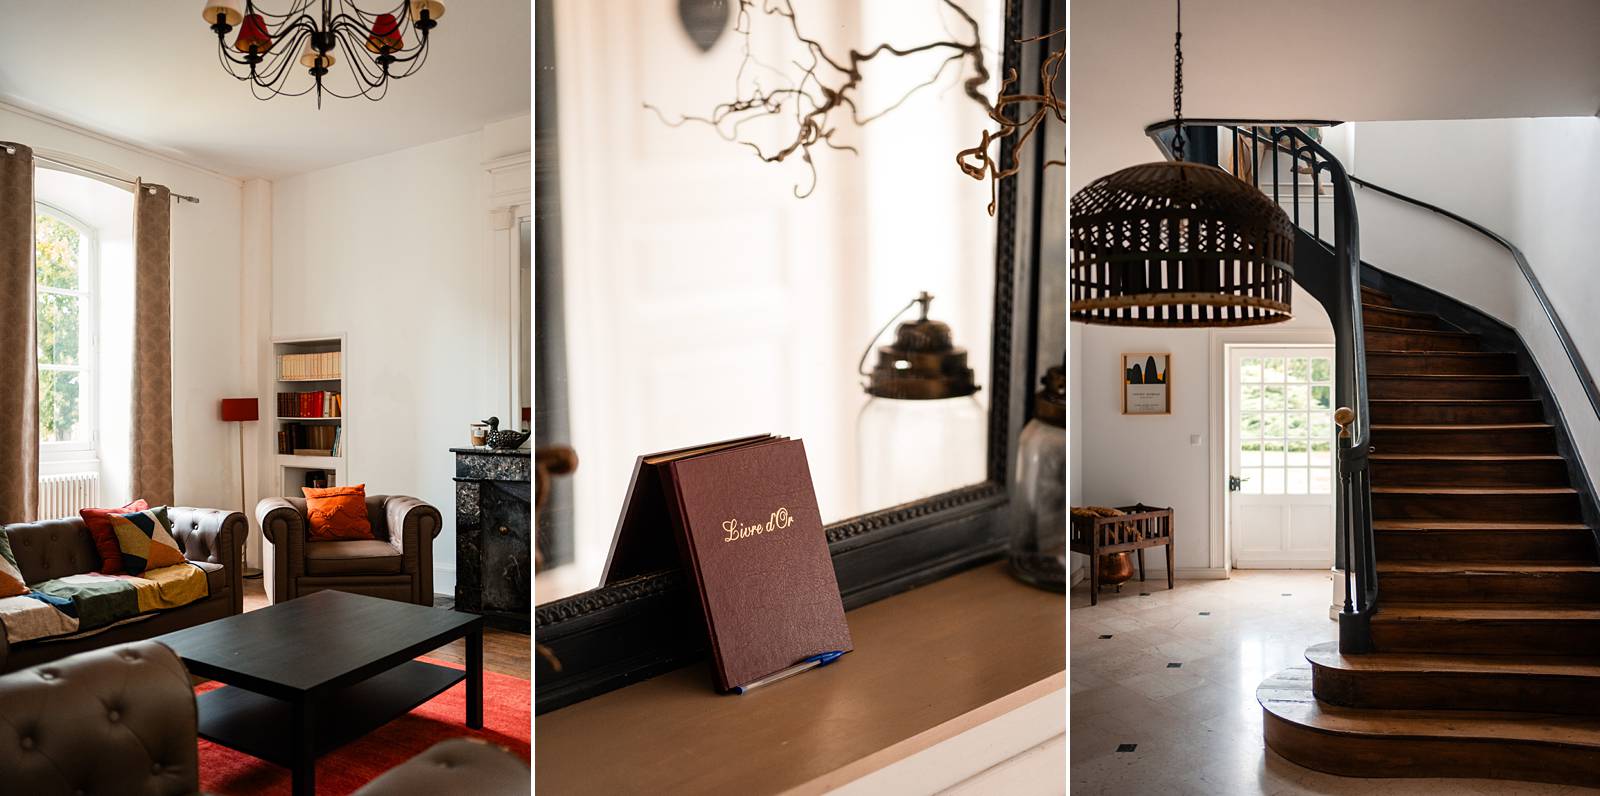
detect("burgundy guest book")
[601,435,853,691]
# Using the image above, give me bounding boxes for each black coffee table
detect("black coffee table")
[155,589,484,796]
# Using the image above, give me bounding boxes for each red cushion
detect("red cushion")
[80,499,150,574]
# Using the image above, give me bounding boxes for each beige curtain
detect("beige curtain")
[0,143,39,523]
[131,180,175,506]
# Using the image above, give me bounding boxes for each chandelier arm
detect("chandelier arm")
[333,32,391,89]
[245,0,318,22]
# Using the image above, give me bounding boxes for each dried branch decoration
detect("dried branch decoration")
[957,28,1065,215]
[646,0,994,199]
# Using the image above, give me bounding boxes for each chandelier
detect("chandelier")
[1069,0,1295,327]
[202,1,445,107]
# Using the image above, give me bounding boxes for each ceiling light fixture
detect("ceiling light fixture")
[1069,0,1295,327]
[202,1,444,108]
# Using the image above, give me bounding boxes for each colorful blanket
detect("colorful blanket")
[0,563,210,645]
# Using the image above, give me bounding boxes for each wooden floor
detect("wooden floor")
[241,578,531,680]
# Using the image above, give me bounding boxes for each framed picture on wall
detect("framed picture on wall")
[1122,353,1171,415]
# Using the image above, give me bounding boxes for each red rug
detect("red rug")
[197,657,529,795]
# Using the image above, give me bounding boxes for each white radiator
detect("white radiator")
[39,472,100,518]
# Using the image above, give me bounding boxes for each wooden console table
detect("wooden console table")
[535,562,1064,794]
[1070,504,1174,605]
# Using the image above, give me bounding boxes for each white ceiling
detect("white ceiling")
[0,1,530,180]
[1072,0,1600,188]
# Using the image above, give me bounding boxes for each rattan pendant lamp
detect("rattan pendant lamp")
[1070,0,1295,328]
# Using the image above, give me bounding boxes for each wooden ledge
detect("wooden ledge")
[534,562,1065,795]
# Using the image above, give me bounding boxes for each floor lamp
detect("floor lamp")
[220,398,263,579]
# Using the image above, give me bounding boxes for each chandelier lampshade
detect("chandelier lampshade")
[1070,161,1295,327]
[202,1,244,28]
[234,14,272,54]
[203,0,445,107]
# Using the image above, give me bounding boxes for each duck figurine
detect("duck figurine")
[481,417,531,450]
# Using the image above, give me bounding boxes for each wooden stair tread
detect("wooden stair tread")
[1369,486,1577,495]
[1368,399,1542,405]
[1376,603,1600,621]
[1261,666,1600,745]
[1372,423,1551,431]
[1369,453,1562,461]
[1366,350,1507,357]
[1362,304,1439,318]
[1374,520,1588,531]
[1305,640,1600,678]
[1378,562,1600,574]
[1363,325,1476,337]
[1369,374,1525,381]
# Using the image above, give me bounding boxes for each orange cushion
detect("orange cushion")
[303,484,373,540]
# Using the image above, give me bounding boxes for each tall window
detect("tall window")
[34,205,96,456]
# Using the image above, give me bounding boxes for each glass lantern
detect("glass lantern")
[857,292,986,510]
[1010,363,1066,590]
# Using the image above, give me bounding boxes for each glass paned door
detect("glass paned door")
[1229,346,1335,569]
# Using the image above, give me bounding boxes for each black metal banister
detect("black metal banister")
[1144,119,1377,651]
[1347,175,1600,426]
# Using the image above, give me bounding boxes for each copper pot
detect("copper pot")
[1098,552,1135,589]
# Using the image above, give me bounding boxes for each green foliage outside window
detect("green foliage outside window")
[35,212,83,443]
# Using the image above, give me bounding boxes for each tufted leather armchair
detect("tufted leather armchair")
[0,640,200,795]
[257,494,443,606]
[0,507,246,673]
[352,737,530,795]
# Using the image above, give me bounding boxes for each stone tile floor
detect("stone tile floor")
[1069,570,1591,795]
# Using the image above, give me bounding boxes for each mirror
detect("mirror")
[534,0,1008,602]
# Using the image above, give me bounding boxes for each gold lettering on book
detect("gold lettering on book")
[722,507,795,543]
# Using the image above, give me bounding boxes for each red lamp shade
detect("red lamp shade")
[233,13,272,53]
[367,14,404,53]
[220,398,259,423]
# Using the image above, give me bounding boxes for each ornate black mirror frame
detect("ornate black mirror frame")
[534,0,1056,714]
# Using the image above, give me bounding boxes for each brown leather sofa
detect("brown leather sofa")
[257,494,442,606]
[0,640,200,794]
[0,507,245,673]
[0,640,530,795]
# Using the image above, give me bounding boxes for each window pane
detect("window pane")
[1263,468,1286,494]
[1310,439,1332,466]
[1263,357,1286,382]
[37,291,81,366]
[1240,441,1262,467]
[1312,414,1333,440]
[1287,439,1309,466]
[35,213,81,291]
[1241,357,1263,382]
[1311,357,1332,382]
[39,369,82,442]
[1263,440,1285,467]
[1287,468,1309,495]
[1241,383,1263,411]
[1264,413,1286,438]
[1311,385,1331,409]
[1287,357,1310,381]
[1241,411,1262,438]
[1287,413,1309,438]
[1240,468,1261,494]
[1286,385,1309,410]
[1310,467,1332,494]
[1263,385,1285,410]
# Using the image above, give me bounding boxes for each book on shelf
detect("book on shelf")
[275,390,341,418]
[278,422,338,455]
[277,350,342,381]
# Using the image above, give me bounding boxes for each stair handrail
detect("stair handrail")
[1345,175,1600,426]
[1144,119,1378,651]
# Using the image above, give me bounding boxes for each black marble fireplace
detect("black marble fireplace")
[453,447,531,633]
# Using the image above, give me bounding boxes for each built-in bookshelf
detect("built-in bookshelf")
[272,335,345,496]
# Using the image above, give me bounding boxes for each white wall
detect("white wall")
[1347,117,1600,496]
[1073,288,1333,576]
[271,120,530,595]
[2,102,249,516]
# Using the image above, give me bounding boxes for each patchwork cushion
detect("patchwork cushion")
[109,507,187,575]
[80,499,151,574]
[0,533,25,598]
[303,484,374,540]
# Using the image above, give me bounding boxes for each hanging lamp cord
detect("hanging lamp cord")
[1172,0,1185,161]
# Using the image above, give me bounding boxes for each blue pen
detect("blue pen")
[733,651,845,694]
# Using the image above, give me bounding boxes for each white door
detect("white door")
[1228,347,1336,569]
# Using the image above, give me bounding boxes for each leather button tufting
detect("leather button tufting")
[107,709,120,722]
[20,736,34,750]
[151,763,162,774]
[38,670,56,681]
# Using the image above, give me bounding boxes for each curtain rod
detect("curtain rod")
[2,143,201,204]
